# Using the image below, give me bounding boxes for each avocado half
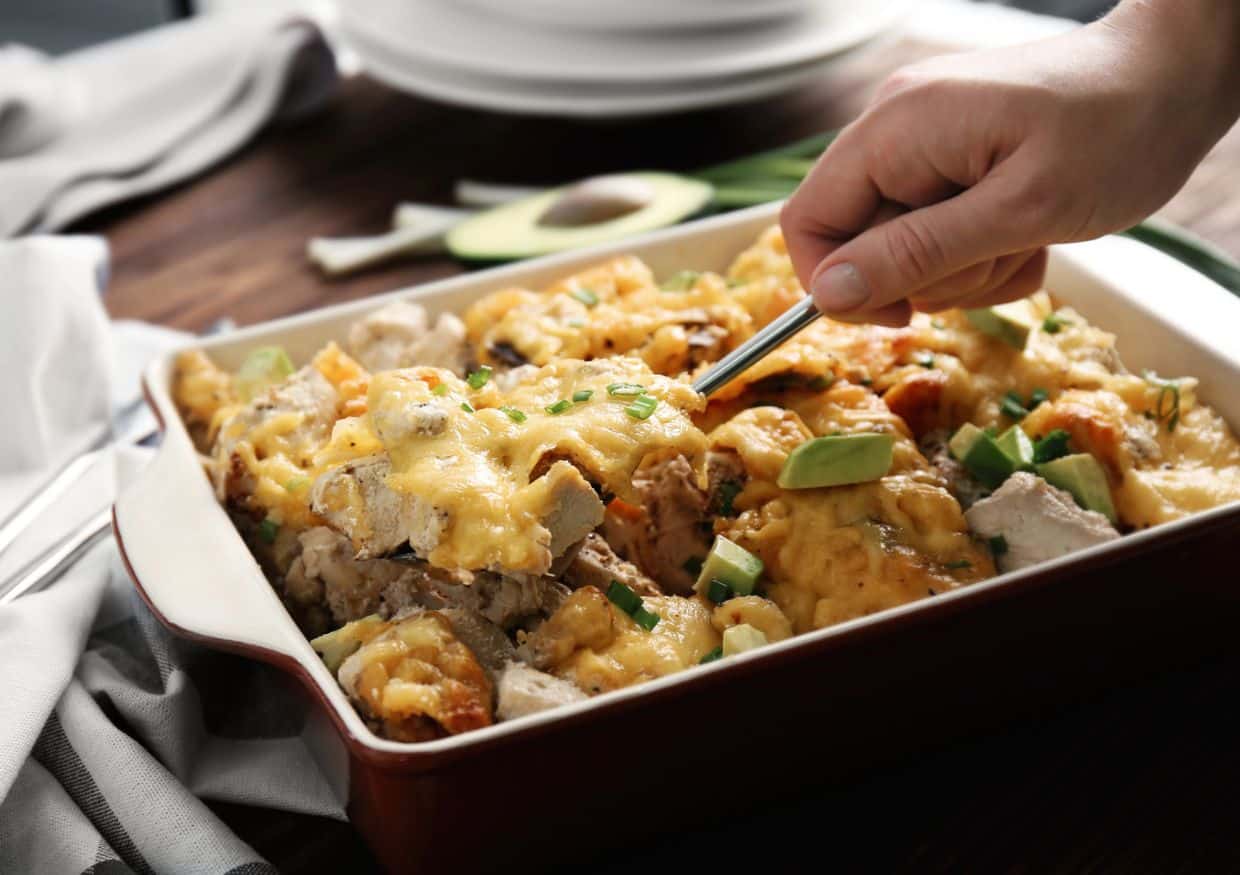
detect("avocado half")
[445,172,714,262]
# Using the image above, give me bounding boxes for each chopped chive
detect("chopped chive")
[460,401,475,413]
[1028,388,1049,409]
[545,399,572,415]
[607,382,646,397]
[632,606,661,631]
[717,480,742,517]
[466,365,492,389]
[706,578,734,605]
[1033,429,1071,463]
[1143,370,1181,433]
[258,518,279,544]
[499,406,526,423]
[625,394,659,420]
[859,377,873,387]
[988,535,1008,557]
[431,382,449,396]
[682,556,704,577]
[570,287,599,307]
[1042,313,1070,334]
[284,477,309,492]
[700,646,724,664]
[983,425,999,438]
[572,389,594,403]
[606,580,642,615]
[915,352,935,369]
[660,270,700,291]
[807,374,835,391]
[1000,391,1029,420]
[945,559,972,570]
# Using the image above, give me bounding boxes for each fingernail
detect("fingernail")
[812,263,869,312]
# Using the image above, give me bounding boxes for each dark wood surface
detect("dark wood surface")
[83,34,1240,875]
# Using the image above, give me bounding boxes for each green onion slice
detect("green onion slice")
[572,389,594,403]
[1042,313,1071,334]
[1032,429,1072,464]
[606,580,642,615]
[570,288,599,307]
[432,382,449,396]
[660,270,700,292]
[625,395,659,420]
[706,578,734,605]
[466,365,493,389]
[1028,388,1049,409]
[700,646,724,664]
[1000,391,1029,420]
[607,382,646,397]
[499,406,526,423]
[460,401,475,413]
[631,606,661,631]
[545,399,572,415]
[258,518,279,544]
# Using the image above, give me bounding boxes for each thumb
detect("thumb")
[809,179,1031,315]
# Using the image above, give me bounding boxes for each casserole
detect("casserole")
[114,202,1240,872]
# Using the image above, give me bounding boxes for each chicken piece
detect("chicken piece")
[311,454,449,559]
[562,533,662,598]
[495,661,587,721]
[601,455,713,595]
[347,299,469,375]
[964,472,1120,572]
[521,587,719,694]
[383,568,570,631]
[337,610,493,742]
[212,365,342,528]
[287,525,411,626]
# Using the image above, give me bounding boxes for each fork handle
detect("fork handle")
[0,506,112,605]
[692,296,821,397]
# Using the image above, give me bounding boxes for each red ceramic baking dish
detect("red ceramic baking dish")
[113,202,1240,873]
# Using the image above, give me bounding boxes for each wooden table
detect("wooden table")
[85,35,1240,874]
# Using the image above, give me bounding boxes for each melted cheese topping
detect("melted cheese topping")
[366,357,708,572]
[463,255,754,375]
[524,587,720,693]
[708,407,991,634]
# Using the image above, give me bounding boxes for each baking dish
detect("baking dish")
[114,202,1240,873]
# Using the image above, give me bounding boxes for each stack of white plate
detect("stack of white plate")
[340,0,910,118]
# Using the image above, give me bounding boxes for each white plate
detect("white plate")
[340,0,909,86]
[345,15,854,118]
[457,0,815,31]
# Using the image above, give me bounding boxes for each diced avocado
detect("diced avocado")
[948,423,1015,490]
[445,172,713,261]
[310,615,385,673]
[776,433,894,489]
[722,624,769,657]
[235,346,294,402]
[995,425,1034,469]
[949,423,985,461]
[1036,453,1118,524]
[694,536,763,597]
[965,299,1041,349]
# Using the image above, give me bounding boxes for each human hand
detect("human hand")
[780,0,1240,326]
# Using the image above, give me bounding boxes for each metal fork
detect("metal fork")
[692,296,820,397]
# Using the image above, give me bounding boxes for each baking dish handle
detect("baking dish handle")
[114,422,310,662]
